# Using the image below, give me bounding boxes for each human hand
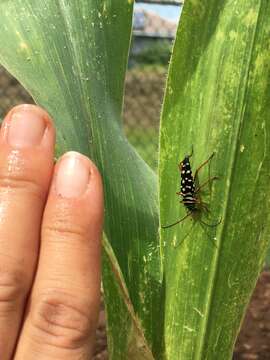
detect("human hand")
[0,105,103,359]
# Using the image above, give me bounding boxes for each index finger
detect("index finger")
[15,152,103,359]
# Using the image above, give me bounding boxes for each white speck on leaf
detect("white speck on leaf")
[193,307,204,317]
[184,326,195,333]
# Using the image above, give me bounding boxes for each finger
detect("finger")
[15,152,103,360]
[0,105,55,359]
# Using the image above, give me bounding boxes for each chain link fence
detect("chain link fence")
[0,67,34,118]
[123,66,167,169]
[0,63,168,169]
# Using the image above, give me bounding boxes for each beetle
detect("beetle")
[162,148,220,230]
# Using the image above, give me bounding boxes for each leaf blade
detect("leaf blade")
[0,1,162,356]
[159,0,270,358]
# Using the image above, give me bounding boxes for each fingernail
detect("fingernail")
[56,152,90,198]
[8,106,46,148]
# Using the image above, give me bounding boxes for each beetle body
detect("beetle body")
[162,150,220,232]
[179,155,197,212]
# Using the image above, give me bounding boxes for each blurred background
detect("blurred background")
[0,0,182,170]
[124,0,181,169]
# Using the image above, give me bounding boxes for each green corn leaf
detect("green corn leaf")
[160,0,270,359]
[102,236,154,360]
[0,1,161,357]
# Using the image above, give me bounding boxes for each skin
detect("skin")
[0,104,103,359]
